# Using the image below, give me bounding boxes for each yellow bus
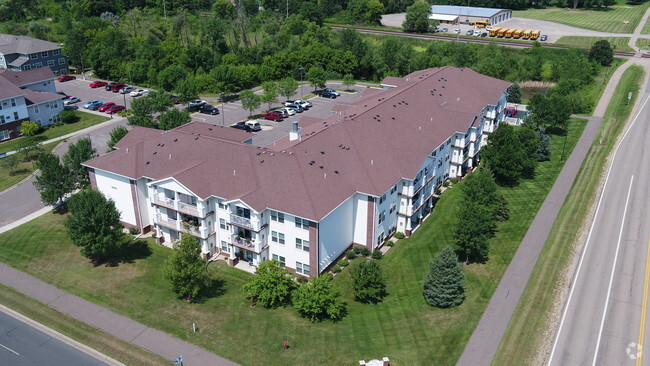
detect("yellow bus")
[505,28,515,38]
[513,29,524,38]
[474,21,489,28]
[522,30,532,40]
[497,28,507,37]
[489,27,501,37]
[531,30,541,40]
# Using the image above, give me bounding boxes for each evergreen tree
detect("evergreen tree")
[33,152,72,206]
[163,234,210,300]
[63,137,98,189]
[536,127,552,162]
[507,83,522,103]
[293,274,347,322]
[423,247,465,308]
[243,259,296,308]
[65,190,124,262]
[350,259,387,303]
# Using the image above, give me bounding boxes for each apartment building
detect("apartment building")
[0,34,69,74]
[83,66,510,277]
[0,67,63,141]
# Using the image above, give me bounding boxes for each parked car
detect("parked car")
[170,94,180,103]
[64,105,79,110]
[286,100,310,109]
[98,102,116,112]
[198,104,219,115]
[473,31,482,36]
[130,89,146,97]
[120,86,136,94]
[64,97,81,105]
[481,32,488,37]
[89,80,107,88]
[442,27,448,32]
[272,109,289,118]
[189,100,207,109]
[540,35,548,41]
[320,91,337,99]
[58,75,76,82]
[83,100,103,110]
[142,90,152,97]
[323,88,340,97]
[105,105,125,114]
[454,29,461,34]
[280,107,296,116]
[466,30,474,36]
[284,103,304,113]
[105,82,125,92]
[242,120,261,131]
[231,123,252,132]
[262,112,284,121]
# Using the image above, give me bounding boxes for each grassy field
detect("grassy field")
[0,111,109,155]
[637,38,650,49]
[0,116,587,365]
[0,284,168,365]
[513,0,650,34]
[555,36,634,52]
[493,65,644,365]
[0,141,58,192]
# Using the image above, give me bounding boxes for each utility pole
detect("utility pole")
[286,0,288,18]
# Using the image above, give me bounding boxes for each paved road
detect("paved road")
[548,67,650,365]
[0,310,107,366]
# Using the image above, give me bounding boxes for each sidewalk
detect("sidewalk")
[0,263,238,366]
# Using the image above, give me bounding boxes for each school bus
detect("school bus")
[497,28,508,37]
[489,27,501,37]
[505,28,515,38]
[522,30,532,40]
[474,21,489,28]
[513,29,524,38]
[531,30,541,40]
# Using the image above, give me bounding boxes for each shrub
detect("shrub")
[59,110,79,124]
[20,120,41,136]
[450,177,458,184]
[242,260,297,308]
[360,247,371,257]
[338,259,349,267]
[351,260,387,304]
[443,180,450,187]
[386,241,394,247]
[371,250,383,260]
[394,232,406,239]
[423,247,465,308]
[346,251,357,260]
[353,247,362,254]
[332,265,342,273]
[293,274,347,322]
[53,121,65,128]
[129,227,140,235]
[435,187,442,195]
[296,276,309,284]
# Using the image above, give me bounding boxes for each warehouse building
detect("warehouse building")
[429,5,512,25]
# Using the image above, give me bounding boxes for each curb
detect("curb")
[0,304,125,366]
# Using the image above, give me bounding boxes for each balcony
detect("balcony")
[151,194,206,217]
[177,201,200,217]
[154,214,180,231]
[153,214,212,239]
[229,214,263,231]
[230,235,265,253]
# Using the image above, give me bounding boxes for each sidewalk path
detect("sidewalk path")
[0,263,238,366]
[629,5,650,54]
[458,59,645,365]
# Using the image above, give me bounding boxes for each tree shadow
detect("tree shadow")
[192,277,227,304]
[546,126,567,136]
[104,239,152,267]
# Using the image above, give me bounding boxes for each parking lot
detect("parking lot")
[54,78,366,147]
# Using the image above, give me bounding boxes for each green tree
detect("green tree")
[589,40,614,67]
[20,120,41,136]
[17,136,43,163]
[63,137,97,189]
[261,81,278,112]
[243,259,296,308]
[159,109,191,130]
[163,234,210,300]
[157,65,186,92]
[0,154,20,175]
[278,77,299,101]
[293,273,347,322]
[422,247,465,308]
[481,124,527,186]
[518,127,541,178]
[240,89,261,117]
[213,0,235,19]
[175,78,199,106]
[507,83,522,103]
[307,66,326,91]
[33,152,72,206]
[65,189,124,262]
[342,74,355,91]
[454,201,496,263]
[402,0,431,33]
[350,259,387,304]
[460,167,503,220]
[107,126,128,150]
[536,127,552,162]
[59,110,80,124]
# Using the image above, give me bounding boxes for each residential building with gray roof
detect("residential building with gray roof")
[0,34,69,74]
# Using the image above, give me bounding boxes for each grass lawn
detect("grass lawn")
[0,111,109,155]
[0,115,587,365]
[493,65,644,365]
[555,36,634,52]
[637,38,650,50]
[513,0,650,34]
[0,284,168,366]
[0,141,58,192]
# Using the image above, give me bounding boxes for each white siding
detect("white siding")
[320,196,355,272]
[136,178,150,227]
[352,194,368,245]
[94,170,137,226]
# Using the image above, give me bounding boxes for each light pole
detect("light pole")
[299,67,304,99]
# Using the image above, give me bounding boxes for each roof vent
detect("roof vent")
[319,166,323,169]
[260,160,264,163]
[289,152,293,155]
[209,128,212,131]
[346,147,350,150]
[146,161,150,165]
[173,138,178,142]
[324,173,327,178]
[457,97,461,102]
[126,148,129,153]
[256,152,261,155]
[321,151,325,154]
[194,137,198,140]
[270,153,274,156]
[233,170,236,176]
[371,160,374,166]
[169,154,172,160]
[334,170,339,174]
[153,151,157,155]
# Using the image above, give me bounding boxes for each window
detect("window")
[271,210,284,223]
[58,58,65,65]
[390,185,397,194]
[0,115,4,124]
[295,238,310,252]
[16,125,22,135]
[13,112,18,120]
[53,49,60,55]
[29,53,38,59]
[10,98,15,107]
[379,194,386,204]
[218,202,226,209]
[271,231,285,244]
[47,60,55,67]
[33,105,39,113]
[41,51,48,57]
[296,262,310,276]
[294,217,309,230]
[377,233,385,245]
[221,241,229,252]
[272,254,286,266]
[389,203,396,214]
[23,65,31,71]
[35,62,42,68]
[0,130,9,140]
[219,219,226,230]
[378,211,385,225]
[52,101,58,109]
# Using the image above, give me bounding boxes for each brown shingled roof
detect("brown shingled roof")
[23,89,63,105]
[0,67,55,87]
[85,67,510,221]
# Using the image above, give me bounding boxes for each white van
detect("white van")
[244,120,261,132]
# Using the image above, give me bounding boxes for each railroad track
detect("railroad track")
[330,26,639,58]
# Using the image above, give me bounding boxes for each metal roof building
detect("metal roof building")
[429,5,512,25]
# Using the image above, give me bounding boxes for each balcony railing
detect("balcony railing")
[151,194,205,217]
[231,235,263,253]
[230,214,253,229]
[154,214,180,230]
[152,195,175,208]
[178,201,200,216]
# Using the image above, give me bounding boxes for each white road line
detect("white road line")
[592,176,634,366]
[547,91,650,366]
[0,342,20,355]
